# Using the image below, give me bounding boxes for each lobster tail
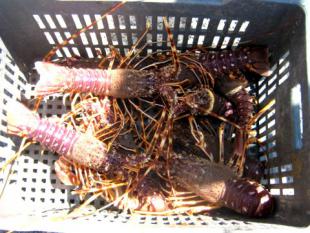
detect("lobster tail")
[35,61,67,96]
[246,47,271,76]
[130,173,168,212]
[6,101,39,137]
[198,47,270,77]
[229,88,254,127]
[221,178,274,217]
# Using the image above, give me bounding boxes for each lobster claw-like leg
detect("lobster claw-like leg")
[54,156,80,186]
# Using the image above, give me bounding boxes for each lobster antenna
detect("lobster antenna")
[119,21,151,67]
[43,1,127,62]
[163,17,180,75]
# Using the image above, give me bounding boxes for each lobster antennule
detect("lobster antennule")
[6,101,39,137]
[34,61,67,96]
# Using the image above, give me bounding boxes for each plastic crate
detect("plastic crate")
[0,0,309,231]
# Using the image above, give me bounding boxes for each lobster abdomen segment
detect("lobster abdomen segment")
[28,119,79,156]
[199,47,270,76]
[222,178,273,217]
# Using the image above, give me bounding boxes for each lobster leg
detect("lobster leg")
[54,156,80,186]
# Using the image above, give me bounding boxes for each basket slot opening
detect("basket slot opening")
[94,14,104,29]
[83,14,93,29]
[129,15,137,30]
[179,17,187,30]
[281,176,293,184]
[43,32,55,45]
[33,14,46,29]
[44,14,57,29]
[279,51,290,64]
[282,188,294,196]
[232,37,240,48]
[131,33,137,44]
[211,36,220,48]
[197,35,205,45]
[278,72,289,85]
[5,64,14,75]
[221,36,230,49]
[72,14,83,29]
[290,84,303,150]
[4,74,14,85]
[100,32,108,45]
[156,34,163,47]
[177,34,183,46]
[145,16,152,29]
[168,16,175,29]
[54,32,64,44]
[89,32,99,45]
[270,188,280,195]
[56,49,63,58]
[111,32,119,46]
[85,47,94,58]
[118,15,126,30]
[239,21,250,32]
[268,151,277,159]
[107,15,115,30]
[217,19,226,31]
[64,32,74,44]
[268,74,278,86]
[55,14,67,29]
[3,89,13,98]
[157,16,163,30]
[270,177,279,185]
[228,20,238,32]
[190,17,199,30]
[121,33,129,46]
[201,18,210,30]
[281,164,293,172]
[62,47,72,58]
[80,32,89,45]
[269,166,279,174]
[279,61,290,75]
[187,35,194,47]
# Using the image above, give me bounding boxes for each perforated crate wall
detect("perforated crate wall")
[0,0,309,231]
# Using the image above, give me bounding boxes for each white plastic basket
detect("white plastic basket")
[0,0,310,231]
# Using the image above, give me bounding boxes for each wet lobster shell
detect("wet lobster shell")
[169,154,274,217]
[198,47,270,77]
